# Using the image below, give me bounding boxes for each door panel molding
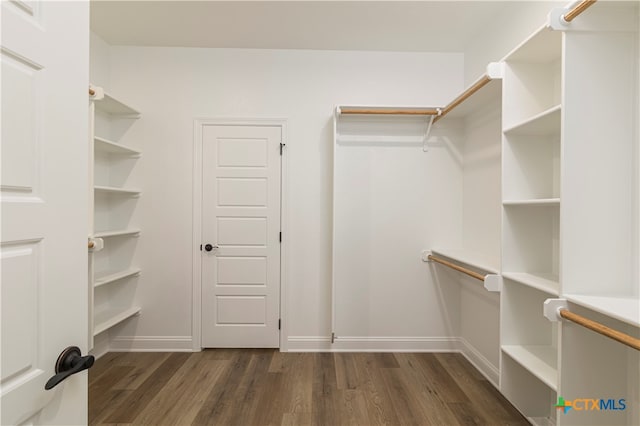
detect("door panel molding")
[192,118,288,351]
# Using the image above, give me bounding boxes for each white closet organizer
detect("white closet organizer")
[427,62,503,288]
[500,2,639,424]
[89,87,142,351]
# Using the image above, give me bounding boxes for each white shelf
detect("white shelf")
[502,272,559,295]
[93,228,140,238]
[94,136,141,156]
[430,248,500,274]
[564,294,640,328]
[95,92,140,117]
[503,104,561,136]
[502,345,558,391]
[442,76,502,119]
[93,306,141,336]
[94,185,141,196]
[94,267,141,288]
[504,25,562,63]
[503,198,560,207]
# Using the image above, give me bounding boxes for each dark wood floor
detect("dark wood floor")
[89,349,528,425]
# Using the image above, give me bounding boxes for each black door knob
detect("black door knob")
[204,244,213,251]
[45,346,94,390]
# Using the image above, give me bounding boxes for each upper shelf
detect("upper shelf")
[336,63,503,125]
[503,25,562,63]
[92,87,141,118]
[434,62,503,122]
[564,294,640,328]
[430,248,500,275]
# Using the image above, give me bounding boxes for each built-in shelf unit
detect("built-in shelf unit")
[89,87,142,353]
[499,2,640,424]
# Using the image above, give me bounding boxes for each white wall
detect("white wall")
[464,1,565,84]
[89,32,111,90]
[333,117,464,350]
[102,46,464,349]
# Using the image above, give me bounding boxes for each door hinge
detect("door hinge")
[279,232,282,243]
[278,319,281,330]
[280,143,285,155]
[331,332,336,344]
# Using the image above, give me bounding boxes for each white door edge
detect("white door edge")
[192,118,289,352]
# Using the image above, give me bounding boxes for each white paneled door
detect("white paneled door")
[201,125,282,348]
[1,1,89,424]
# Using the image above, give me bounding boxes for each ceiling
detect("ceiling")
[90,1,519,52]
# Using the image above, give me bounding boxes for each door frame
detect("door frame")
[192,118,289,351]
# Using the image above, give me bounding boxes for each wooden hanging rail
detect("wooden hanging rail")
[563,0,597,22]
[560,309,640,351]
[89,87,96,96]
[433,74,492,123]
[339,107,440,116]
[427,254,485,281]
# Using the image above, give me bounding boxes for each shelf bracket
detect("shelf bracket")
[421,250,432,262]
[543,298,569,322]
[483,274,502,292]
[89,85,105,101]
[88,237,104,252]
[422,112,439,152]
[486,62,504,80]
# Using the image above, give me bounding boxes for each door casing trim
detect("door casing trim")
[192,117,289,351]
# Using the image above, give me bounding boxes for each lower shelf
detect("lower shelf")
[501,345,558,391]
[93,306,141,336]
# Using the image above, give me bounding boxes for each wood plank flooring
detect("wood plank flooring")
[89,350,528,425]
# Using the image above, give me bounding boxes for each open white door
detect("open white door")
[1,1,90,424]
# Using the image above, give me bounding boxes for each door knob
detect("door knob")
[45,346,94,390]
[204,244,219,252]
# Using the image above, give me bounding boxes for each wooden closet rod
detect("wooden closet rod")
[427,255,485,281]
[339,107,440,116]
[560,309,640,351]
[433,74,492,123]
[563,0,597,22]
[89,88,96,96]
[88,241,95,249]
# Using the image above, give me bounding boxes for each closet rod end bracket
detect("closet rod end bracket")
[549,8,574,29]
[421,250,433,262]
[483,274,502,292]
[544,298,568,322]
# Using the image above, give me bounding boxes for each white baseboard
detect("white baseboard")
[287,335,461,352]
[458,337,500,387]
[90,332,111,360]
[109,335,193,352]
